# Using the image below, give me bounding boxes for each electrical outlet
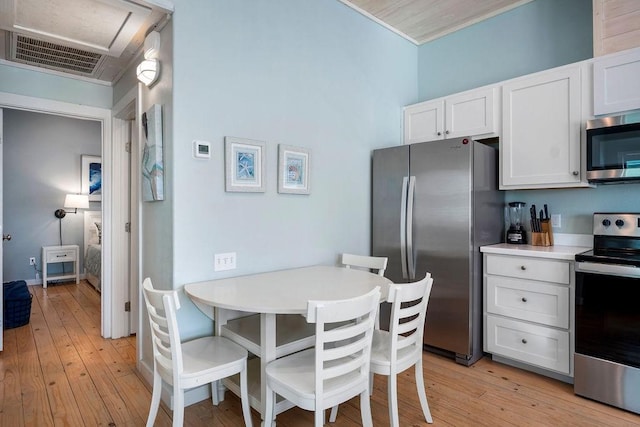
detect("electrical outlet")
[29,257,36,266]
[214,252,237,271]
[551,214,561,228]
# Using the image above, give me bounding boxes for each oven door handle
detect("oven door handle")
[576,262,640,279]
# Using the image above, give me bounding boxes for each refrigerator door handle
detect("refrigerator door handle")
[407,176,416,280]
[400,176,409,280]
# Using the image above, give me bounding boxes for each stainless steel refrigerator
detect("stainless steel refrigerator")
[372,137,503,366]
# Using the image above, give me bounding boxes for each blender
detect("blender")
[506,202,527,244]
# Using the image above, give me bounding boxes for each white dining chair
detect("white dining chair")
[263,287,381,427]
[342,253,388,276]
[329,274,434,426]
[142,278,253,427]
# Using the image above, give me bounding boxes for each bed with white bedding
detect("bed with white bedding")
[84,211,102,291]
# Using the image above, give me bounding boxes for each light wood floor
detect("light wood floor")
[1,281,639,426]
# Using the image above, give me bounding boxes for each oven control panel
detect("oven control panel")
[593,213,640,237]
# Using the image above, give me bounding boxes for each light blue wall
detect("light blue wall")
[417,0,640,235]
[418,0,593,100]
[168,0,416,336]
[3,109,101,282]
[0,63,112,109]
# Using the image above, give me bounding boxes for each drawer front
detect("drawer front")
[485,254,569,284]
[486,315,570,374]
[486,276,569,328]
[46,250,75,263]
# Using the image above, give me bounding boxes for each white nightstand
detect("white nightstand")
[42,245,80,288]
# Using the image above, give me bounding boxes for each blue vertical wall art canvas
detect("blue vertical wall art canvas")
[142,104,164,201]
[82,155,102,201]
[225,137,266,192]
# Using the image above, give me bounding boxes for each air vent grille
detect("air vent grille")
[12,34,103,75]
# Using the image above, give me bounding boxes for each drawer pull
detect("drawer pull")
[521,297,527,303]
[520,265,526,271]
[56,255,66,258]
[521,339,527,344]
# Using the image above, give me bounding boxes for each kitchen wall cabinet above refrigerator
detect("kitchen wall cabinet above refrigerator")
[404,86,499,144]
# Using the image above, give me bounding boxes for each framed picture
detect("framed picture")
[278,144,310,194]
[81,155,102,201]
[225,137,266,192]
[141,104,164,201]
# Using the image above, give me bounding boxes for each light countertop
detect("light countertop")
[480,243,591,260]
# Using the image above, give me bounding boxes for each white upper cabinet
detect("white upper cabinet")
[501,64,589,189]
[404,99,444,144]
[446,87,498,139]
[593,47,640,116]
[404,86,498,144]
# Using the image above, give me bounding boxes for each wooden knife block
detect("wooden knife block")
[531,220,553,246]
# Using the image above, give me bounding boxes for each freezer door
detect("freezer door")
[410,139,474,357]
[372,145,409,284]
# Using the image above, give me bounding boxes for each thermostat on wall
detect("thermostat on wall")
[193,140,211,159]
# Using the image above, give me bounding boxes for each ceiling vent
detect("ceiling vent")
[10,33,105,77]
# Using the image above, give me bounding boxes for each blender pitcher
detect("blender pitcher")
[506,202,527,244]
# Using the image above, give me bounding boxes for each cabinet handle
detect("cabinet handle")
[445,130,450,134]
[437,132,442,136]
[572,171,579,176]
[520,265,526,271]
[521,339,527,344]
[521,297,527,302]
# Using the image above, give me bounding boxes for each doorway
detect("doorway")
[0,91,118,341]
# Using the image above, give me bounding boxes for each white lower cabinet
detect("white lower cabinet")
[483,253,574,377]
[486,316,570,374]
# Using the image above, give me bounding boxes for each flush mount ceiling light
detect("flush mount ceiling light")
[137,31,161,86]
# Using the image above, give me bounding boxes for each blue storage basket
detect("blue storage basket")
[3,280,32,329]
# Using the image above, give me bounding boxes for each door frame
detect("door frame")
[111,85,141,340]
[0,91,114,338]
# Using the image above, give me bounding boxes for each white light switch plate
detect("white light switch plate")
[214,252,236,271]
[551,214,561,228]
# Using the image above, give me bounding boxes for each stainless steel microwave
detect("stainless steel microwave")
[586,114,640,183]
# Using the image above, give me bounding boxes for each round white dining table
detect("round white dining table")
[184,265,391,424]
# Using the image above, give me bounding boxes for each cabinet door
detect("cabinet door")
[593,47,640,115]
[501,66,582,188]
[445,87,498,139]
[404,99,444,144]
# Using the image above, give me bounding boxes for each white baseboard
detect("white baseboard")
[25,274,87,287]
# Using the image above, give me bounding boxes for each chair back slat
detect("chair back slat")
[323,353,367,380]
[341,253,388,276]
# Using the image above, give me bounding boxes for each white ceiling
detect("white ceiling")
[0,0,532,84]
[341,0,533,44]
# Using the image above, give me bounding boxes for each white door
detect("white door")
[0,108,4,351]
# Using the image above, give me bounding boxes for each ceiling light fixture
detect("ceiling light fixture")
[137,31,161,87]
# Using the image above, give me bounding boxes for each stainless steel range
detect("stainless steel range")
[574,213,640,415]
